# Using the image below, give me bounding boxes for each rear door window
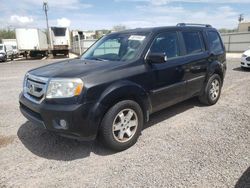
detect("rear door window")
[182,31,205,55]
[207,31,224,54]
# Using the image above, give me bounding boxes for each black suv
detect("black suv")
[19,23,226,151]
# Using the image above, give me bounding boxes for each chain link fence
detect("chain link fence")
[71,39,97,55]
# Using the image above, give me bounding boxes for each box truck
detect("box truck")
[49,27,71,57]
[2,39,19,57]
[15,28,48,57]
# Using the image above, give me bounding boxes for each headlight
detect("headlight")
[242,54,247,58]
[46,78,84,99]
[0,53,4,57]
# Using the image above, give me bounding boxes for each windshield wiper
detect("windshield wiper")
[92,57,108,61]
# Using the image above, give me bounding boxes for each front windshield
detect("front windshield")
[0,46,3,51]
[81,33,149,62]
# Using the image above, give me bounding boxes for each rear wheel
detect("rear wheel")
[199,74,222,105]
[99,100,143,151]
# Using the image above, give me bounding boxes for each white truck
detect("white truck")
[15,28,48,58]
[2,39,19,58]
[0,44,14,62]
[49,27,71,57]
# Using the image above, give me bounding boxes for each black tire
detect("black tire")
[11,54,14,60]
[199,74,222,105]
[3,56,7,62]
[99,100,144,151]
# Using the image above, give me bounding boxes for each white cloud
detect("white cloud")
[120,5,239,29]
[57,17,71,27]
[10,15,34,26]
[116,0,250,3]
[24,0,93,10]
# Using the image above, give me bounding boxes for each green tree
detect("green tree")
[0,29,15,43]
[218,28,238,33]
[112,25,127,32]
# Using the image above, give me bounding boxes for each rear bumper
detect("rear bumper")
[19,93,99,141]
[52,45,69,50]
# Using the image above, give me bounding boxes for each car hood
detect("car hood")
[29,58,124,78]
[243,49,250,56]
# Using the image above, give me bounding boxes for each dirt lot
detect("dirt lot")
[0,56,249,187]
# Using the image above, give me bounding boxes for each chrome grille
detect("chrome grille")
[24,74,49,103]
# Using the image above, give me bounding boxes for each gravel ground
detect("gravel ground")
[0,56,250,188]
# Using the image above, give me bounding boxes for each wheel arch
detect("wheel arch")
[88,80,152,133]
[207,60,225,84]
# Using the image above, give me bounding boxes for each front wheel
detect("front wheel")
[3,56,7,62]
[99,100,144,151]
[199,74,222,105]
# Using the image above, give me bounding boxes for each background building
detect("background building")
[238,21,250,32]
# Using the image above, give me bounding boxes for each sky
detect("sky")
[0,0,250,30]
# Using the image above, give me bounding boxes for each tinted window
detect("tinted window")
[207,31,224,54]
[150,32,180,59]
[182,32,205,55]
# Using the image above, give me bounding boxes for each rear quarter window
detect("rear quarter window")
[207,31,224,54]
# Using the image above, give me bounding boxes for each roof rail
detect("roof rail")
[176,23,212,28]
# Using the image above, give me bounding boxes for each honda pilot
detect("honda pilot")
[19,23,226,151]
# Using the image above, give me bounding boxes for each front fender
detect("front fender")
[88,80,152,132]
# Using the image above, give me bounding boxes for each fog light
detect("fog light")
[59,119,68,129]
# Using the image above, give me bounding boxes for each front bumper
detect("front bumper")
[241,57,250,68]
[19,93,97,140]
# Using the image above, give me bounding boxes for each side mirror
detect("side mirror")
[146,52,167,64]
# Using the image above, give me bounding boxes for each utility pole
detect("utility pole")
[78,31,82,55]
[238,14,244,32]
[43,1,50,51]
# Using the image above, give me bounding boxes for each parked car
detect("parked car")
[241,49,250,69]
[0,44,14,62]
[19,23,226,151]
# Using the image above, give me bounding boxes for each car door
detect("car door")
[180,30,208,98]
[147,31,187,112]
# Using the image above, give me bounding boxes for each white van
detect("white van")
[2,39,19,58]
[0,44,14,62]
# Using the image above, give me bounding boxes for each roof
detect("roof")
[114,25,216,35]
